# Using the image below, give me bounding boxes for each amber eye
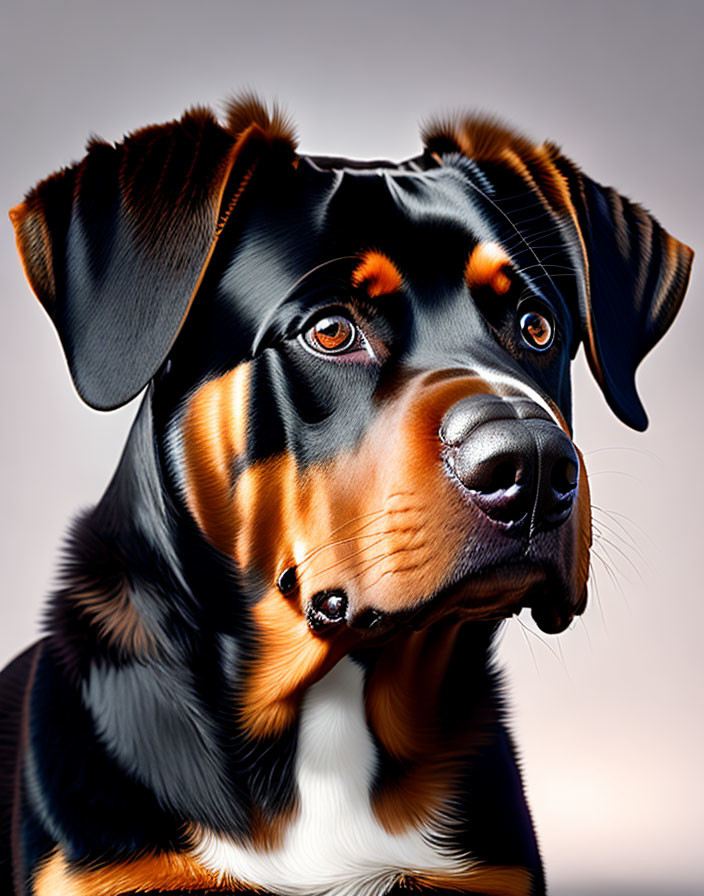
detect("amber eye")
[519,309,554,351]
[305,315,357,354]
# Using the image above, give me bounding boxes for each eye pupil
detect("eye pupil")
[317,320,343,346]
[519,310,554,350]
[310,315,356,353]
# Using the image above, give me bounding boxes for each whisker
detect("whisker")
[517,615,564,665]
[364,554,432,591]
[294,491,415,567]
[587,557,608,631]
[577,613,594,652]
[496,209,560,228]
[516,617,540,676]
[500,221,563,242]
[592,508,643,552]
[556,633,572,681]
[593,527,644,584]
[518,263,576,275]
[296,515,399,570]
[592,518,651,571]
[299,521,423,578]
[589,469,643,483]
[584,445,662,463]
[592,504,655,548]
[334,540,428,589]
[353,543,424,581]
[302,534,395,581]
[591,547,629,610]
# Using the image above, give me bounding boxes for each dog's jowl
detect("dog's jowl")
[0,97,693,896]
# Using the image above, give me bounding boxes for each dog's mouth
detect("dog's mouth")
[407,563,547,629]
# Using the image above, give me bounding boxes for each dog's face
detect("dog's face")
[167,161,588,632]
[10,100,692,740]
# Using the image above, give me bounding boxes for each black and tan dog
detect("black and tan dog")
[0,96,693,896]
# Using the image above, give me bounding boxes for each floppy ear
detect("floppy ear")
[422,116,694,430]
[9,103,296,410]
[546,149,694,430]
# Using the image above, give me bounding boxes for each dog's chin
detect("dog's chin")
[525,581,588,634]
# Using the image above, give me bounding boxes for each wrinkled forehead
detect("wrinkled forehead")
[210,154,573,345]
[313,162,486,277]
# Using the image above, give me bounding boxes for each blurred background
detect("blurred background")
[1,1,702,893]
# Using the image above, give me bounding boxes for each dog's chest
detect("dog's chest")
[191,656,465,896]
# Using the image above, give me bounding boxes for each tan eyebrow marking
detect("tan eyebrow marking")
[351,250,403,298]
[465,241,512,295]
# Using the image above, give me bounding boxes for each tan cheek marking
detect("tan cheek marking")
[465,242,512,295]
[351,250,403,297]
[181,363,251,555]
[234,453,299,578]
[33,847,243,896]
[337,375,494,613]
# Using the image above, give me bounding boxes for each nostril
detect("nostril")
[449,418,535,530]
[550,457,579,495]
[454,449,531,529]
[538,446,579,531]
[488,460,519,492]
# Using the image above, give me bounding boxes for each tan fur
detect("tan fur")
[465,241,512,295]
[352,250,404,298]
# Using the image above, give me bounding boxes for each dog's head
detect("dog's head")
[11,98,692,737]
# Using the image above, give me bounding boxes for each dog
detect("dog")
[0,95,693,896]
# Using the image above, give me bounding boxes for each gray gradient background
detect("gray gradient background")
[1,1,702,893]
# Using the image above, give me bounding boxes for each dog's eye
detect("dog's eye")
[519,307,554,351]
[299,312,376,363]
[307,315,356,353]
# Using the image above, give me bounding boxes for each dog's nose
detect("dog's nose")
[440,397,579,532]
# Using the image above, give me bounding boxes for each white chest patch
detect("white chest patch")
[191,656,468,896]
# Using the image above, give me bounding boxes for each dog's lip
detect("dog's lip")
[434,555,587,634]
[422,561,548,623]
[348,561,558,637]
